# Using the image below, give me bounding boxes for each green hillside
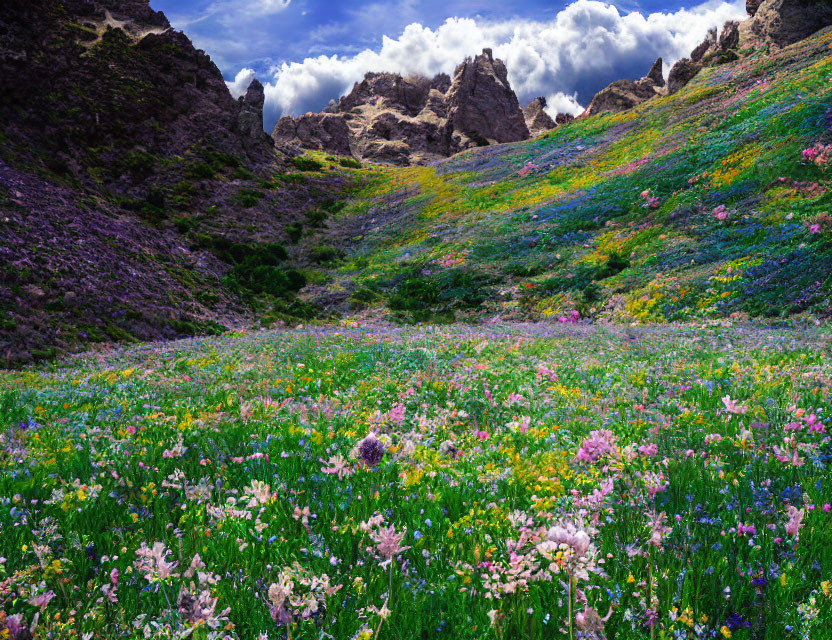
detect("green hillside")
[316,28,832,323]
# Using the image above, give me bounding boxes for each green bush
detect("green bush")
[339,157,362,169]
[310,246,343,264]
[293,156,324,172]
[286,223,304,243]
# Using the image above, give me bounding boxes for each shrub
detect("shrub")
[310,246,343,264]
[286,223,304,243]
[339,157,362,169]
[293,156,323,172]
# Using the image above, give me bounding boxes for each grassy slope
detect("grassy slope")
[324,29,832,323]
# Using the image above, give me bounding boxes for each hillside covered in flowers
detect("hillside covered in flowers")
[312,28,832,324]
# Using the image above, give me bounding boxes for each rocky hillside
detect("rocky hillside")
[306,0,832,324]
[0,0,353,365]
[273,49,531,166]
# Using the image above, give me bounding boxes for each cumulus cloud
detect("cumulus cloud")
[246,0,746,130]
[227,67,257,98]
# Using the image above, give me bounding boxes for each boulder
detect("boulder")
[740,0,832,47]
[523,97,557,136]
[272,113,353,157]
[747,0,764,15]
[555,113,576,126]
[445,49,530,147]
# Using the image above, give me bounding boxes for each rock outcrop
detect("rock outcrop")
[584,58,665,116]
[236,79,273,151]
[273,49,529,165]
[273,113,353,157]
[667,58,702,95]
[445,48,530,149]
[739,0,832,48]
[524,97,557,136]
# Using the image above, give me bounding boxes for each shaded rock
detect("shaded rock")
[584,57,664,116]
[523,97,557,136]
[555,113,576,126]
[667,58,702,94]
[719,21,741,50]
[747,0,764,15]
[236,79,272,148]
[272,113,353,157]
[646,57,666,87]
[691,28,718,62]
[445,48,529,148]
[739,0,832,48]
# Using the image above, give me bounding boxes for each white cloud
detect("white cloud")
[249,0,747,130]
[227,67,257,98]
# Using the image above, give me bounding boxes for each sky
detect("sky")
[150,0,747,131]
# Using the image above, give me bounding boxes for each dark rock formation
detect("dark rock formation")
[747,0,764,15]
[584,57,664,116]
[719,21,741,50]
[524,97,557,136]
[739,0,832,48]
[555,113,576,126]
[273,49,529,165]
[273,113,353,157]
[236,79,273,150]
[667,58,702,94]
[445,48,530,148]
[691,28,718,62]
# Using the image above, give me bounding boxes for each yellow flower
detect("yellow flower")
[822,581,830,596]
[720,626,732,638]
[781,573,787,586]
[627,573,636,584]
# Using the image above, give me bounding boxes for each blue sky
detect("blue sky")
[150,0,747,130]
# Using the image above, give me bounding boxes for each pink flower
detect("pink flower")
[369,524,411,568]
[721,395,748,415]
[737,522,757,537]
[638,442,658,457]
[713,204,729,220]
[804,413,825,434]
[785,506,805,540]
[823,504,831,513]
[476,430,490,441]
[803,147,819,161]
[576,429,616,463]
[809,223,822,234]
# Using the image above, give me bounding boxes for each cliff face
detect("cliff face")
[272,50,529,166]
[0,0,346,365]
[0,0,274,187]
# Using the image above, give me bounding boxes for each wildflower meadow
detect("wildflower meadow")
[2,322,831,639]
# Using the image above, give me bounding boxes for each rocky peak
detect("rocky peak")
[237,79,273,149]
[523,97,557,136]
[446,48,529,147]
[584,57,665,116]
[646,57,665,87]
[273,49,529,165]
